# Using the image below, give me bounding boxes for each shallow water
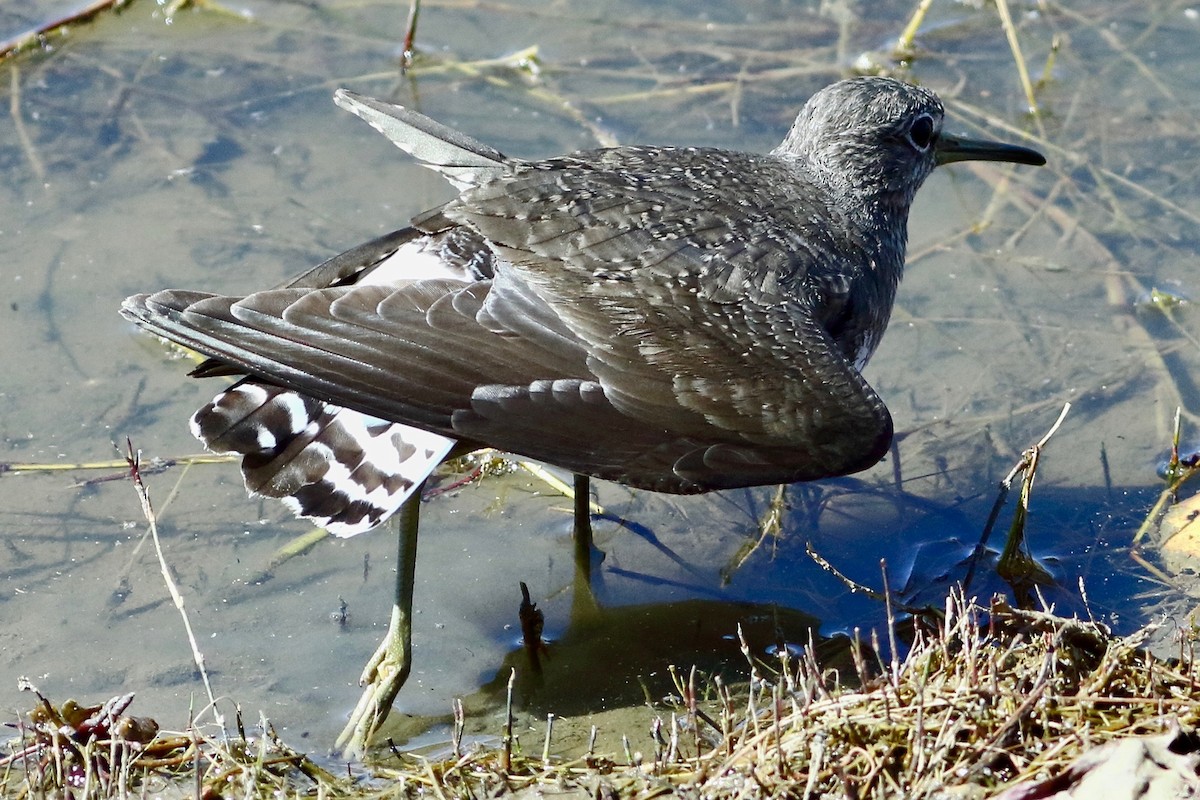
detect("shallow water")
[0,0,1197,757]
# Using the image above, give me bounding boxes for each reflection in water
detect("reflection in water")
[377,593,851,749]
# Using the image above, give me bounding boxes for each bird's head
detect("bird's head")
[774,76,1044,206]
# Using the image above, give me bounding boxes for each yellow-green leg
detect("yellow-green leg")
[335,486,421,756]
[571,473,600,621]
[572,472,594,574]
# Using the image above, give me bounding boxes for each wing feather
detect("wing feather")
[123,99,893,496]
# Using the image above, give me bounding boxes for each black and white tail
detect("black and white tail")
[191,380,454,536]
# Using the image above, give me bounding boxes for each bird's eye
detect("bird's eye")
[906,113,936,152]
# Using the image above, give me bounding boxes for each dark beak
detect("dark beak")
[935,132,1046,167]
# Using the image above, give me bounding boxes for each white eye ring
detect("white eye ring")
[906,113,937,152]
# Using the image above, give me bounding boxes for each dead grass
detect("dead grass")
[4,592,1198,799]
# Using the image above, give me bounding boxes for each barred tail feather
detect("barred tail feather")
[190,381,455,536]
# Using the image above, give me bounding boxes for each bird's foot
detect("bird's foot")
[334,606,411,757]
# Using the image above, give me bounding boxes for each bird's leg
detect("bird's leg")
[570,473,601,620]
[572,472,594,575]
[335,483,422,757]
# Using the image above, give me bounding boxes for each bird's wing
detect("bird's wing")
[454,277,893,488]
[447,146,862,303]
[122,250,890,493]
[121,273,589,434]
[185,229,414,379]
[334,89,510,190]
[431,146,892,482]
[191,226,487,378]
[123,144,891,491]
[278,227,423,291]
